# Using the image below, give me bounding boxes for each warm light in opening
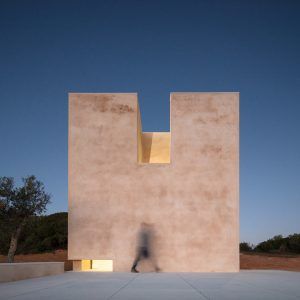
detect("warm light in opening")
[92,260,113,271]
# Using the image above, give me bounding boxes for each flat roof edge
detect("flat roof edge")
[170,92,240,95]
[68,92,138,95]
[68,92,239,96]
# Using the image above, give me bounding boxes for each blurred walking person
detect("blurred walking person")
[131,222,160,273]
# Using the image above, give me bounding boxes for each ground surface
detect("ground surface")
[1,271,300,300]
[240,252,300,272]
[1,251,300,272]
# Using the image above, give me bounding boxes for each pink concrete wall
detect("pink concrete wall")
[68,92,239,272]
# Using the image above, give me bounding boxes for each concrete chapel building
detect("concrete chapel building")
[68,92,239,272]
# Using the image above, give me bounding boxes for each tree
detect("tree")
[240,242,252,252]
[0,176,50,262]
[287,234,300,253]
[254,235,285,253]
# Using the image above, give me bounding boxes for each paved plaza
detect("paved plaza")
[1,270,300,300]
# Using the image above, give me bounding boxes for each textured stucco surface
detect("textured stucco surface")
[68,92,239,272]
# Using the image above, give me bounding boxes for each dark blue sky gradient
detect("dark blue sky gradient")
[0,0,299,244]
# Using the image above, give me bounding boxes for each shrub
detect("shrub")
[240,242,252,252]
[0,212,68,255]
[254,234,300,254]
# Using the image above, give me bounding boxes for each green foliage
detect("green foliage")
[288,234,300,252]
[0,212,68,255]
[0,176,52,261]
[255,235,284,252]
[240,242,253,252]
[0,175,51,232]
[254,234,300,253]
[0,218,11,254]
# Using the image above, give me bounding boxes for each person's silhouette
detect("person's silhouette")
[131,222,160,273]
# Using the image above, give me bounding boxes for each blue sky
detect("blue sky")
[0,0,299,244]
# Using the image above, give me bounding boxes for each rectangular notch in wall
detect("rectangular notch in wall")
[137,105,171,164]
[139,132,171,163]
[74,260,113,271]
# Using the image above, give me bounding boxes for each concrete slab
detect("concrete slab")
[0,271,299,300]
[0,262,64,282]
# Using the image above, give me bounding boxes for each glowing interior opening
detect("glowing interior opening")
[92,260,113,271]
[137,105,171,164]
